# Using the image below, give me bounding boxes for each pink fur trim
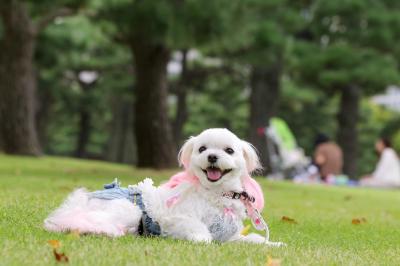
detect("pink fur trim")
[162,171,199,189]
[242,174,264,211]
[162,171,264,211]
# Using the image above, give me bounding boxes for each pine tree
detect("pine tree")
[0,0,81,155]
[295,0,400,177]
[99,0,243,168]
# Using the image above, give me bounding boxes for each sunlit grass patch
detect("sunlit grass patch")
[0,155,399,265]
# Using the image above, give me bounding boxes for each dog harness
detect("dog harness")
[222,191,255,203]
[89,179,161,236]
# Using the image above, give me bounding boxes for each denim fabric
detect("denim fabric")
[89,179,161,236]
[90,179,135,201]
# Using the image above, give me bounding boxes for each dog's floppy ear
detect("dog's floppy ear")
[178,136,196,168]
[242,141,262,173]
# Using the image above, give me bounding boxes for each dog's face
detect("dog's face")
[178,128,261,192]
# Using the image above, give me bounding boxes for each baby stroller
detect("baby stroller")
[263,118,310,179]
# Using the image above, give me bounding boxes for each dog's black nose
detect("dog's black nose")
[208,154,218,163]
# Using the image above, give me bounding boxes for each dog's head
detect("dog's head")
[178,128,261,192]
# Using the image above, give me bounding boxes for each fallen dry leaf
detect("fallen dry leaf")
[281,216,297,224]
[241,224,251,236]
[344,195,353,201]
[352,217,367,225]
[266,255,282,266]
[48,240,61,249]
[53,249,69,263]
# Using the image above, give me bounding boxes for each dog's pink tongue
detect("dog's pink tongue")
[207,169,222,180]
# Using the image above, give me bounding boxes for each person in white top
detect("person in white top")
[360,138,400,188]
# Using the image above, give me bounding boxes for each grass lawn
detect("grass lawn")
[1,154,399,266]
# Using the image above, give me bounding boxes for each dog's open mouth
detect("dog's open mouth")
[202,166,232,182]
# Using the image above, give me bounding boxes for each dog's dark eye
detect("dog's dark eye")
[225,148,234,155]
[199,146,207,153]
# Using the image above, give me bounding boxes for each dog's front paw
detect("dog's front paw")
[189,233,212,243]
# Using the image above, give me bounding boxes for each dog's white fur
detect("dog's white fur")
[44,128,272,244]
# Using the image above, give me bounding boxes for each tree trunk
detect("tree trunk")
[0,0,41,155]
[74,107,91,158]
[173,49,189,147]
[248,64,282,174]
[337,85,360,179]
[74,83,93,158]
[106,97,137,164]
[35,86,53,149]
[131,41,176,168]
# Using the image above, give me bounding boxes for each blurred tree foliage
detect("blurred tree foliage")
[36,14,135,161]
[1,0,399,175]
[183,63,249,139]
[212,0,309,173]
[0,0,84,155]
[93,0,246,168]
[292,0,400,178]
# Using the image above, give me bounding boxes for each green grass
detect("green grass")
[1,154,399,266]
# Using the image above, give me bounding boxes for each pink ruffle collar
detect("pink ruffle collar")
[162,171,264,211]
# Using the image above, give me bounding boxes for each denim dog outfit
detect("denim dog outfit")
[89,179,161,236]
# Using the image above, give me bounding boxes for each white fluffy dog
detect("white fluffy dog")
[44,128,282,245]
